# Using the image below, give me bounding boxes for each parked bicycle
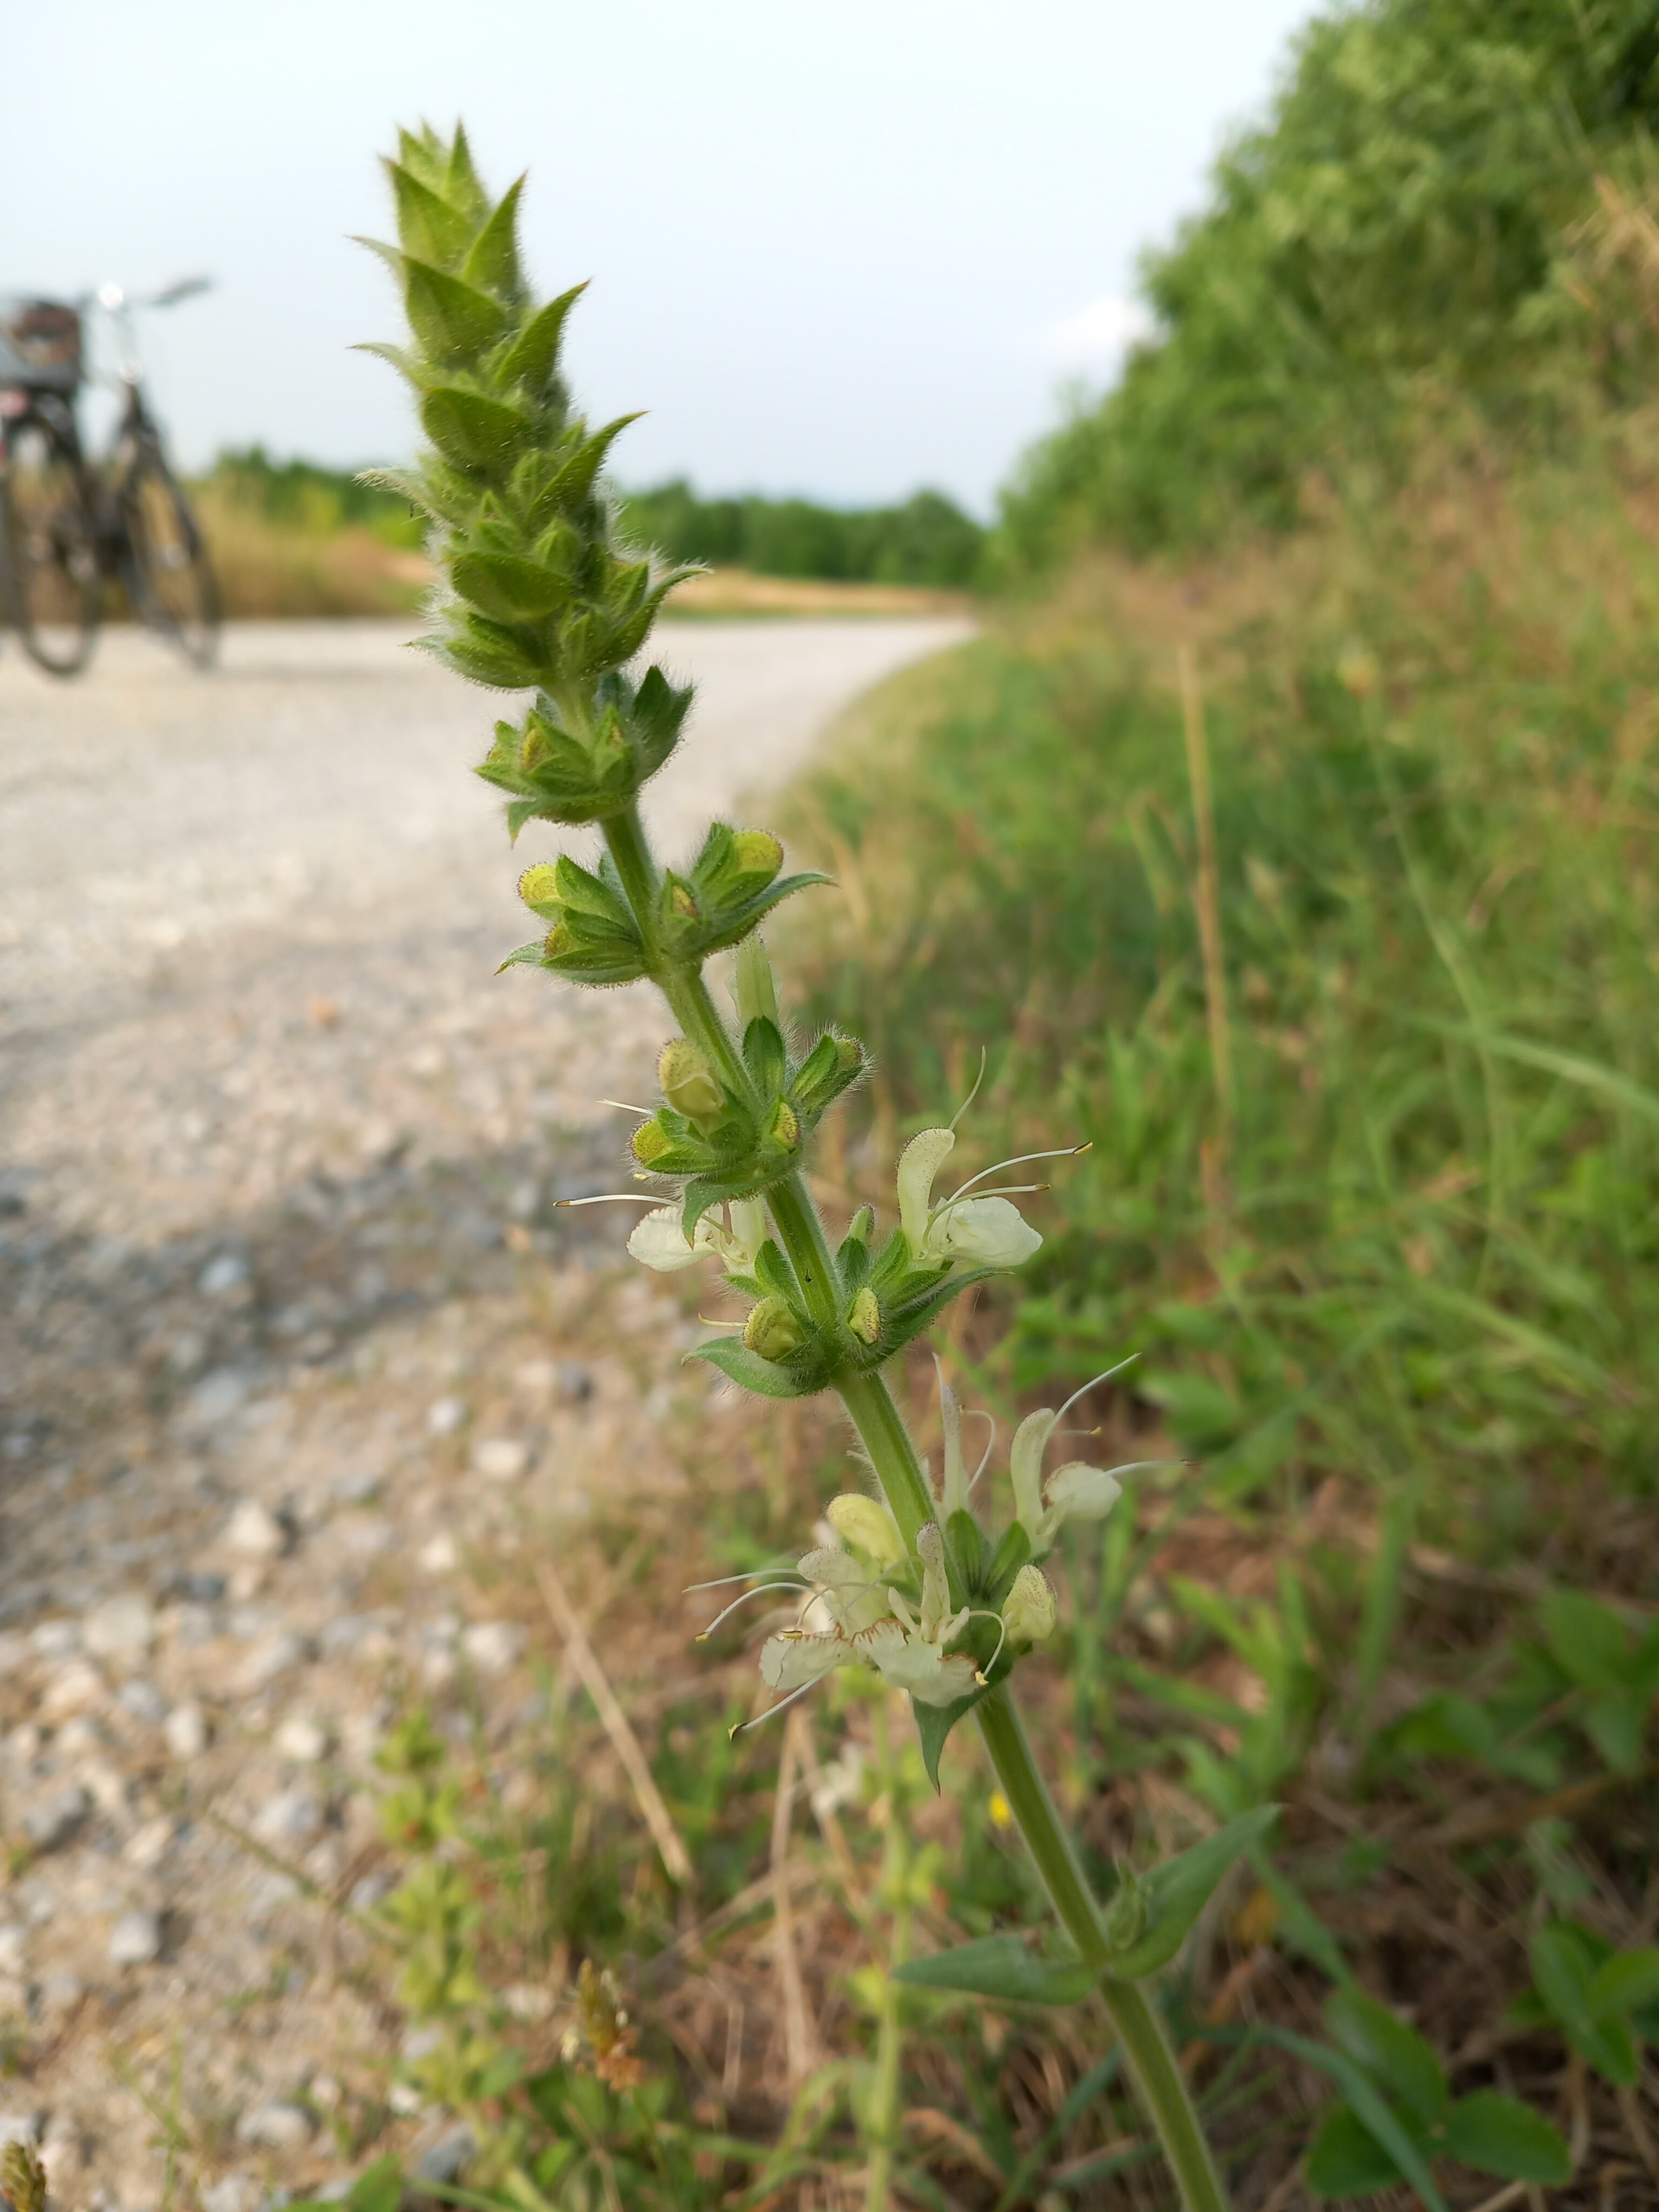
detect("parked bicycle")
[0,279,220,676]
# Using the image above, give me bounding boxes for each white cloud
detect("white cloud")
[1038,294,1158,371]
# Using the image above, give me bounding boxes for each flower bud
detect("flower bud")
[1001,1564,1057,1646]
[743,1296,803,1360]
[631,1117,675,1168]
[730,828,783,880]
[657,1038,723,1122]
[518,862,562,917]
[769,1100,801,1152]
[847,1285,881,1345]
[825,1492,905,1567]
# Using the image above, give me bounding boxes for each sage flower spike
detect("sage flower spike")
[896,1127,1044,1269]
[627,1197,767,1275]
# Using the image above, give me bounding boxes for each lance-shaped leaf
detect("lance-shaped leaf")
[462,176,525,300]
[912,1680,993,1789]
[685,1338,825,1400]
[895,1934,1094,2007]
[499,282,588,395]
[422,388,532,474]
[1105,1806,1280,1979]
[385,160,473,268]
[404,259,507,367]
[1442,2093,1572,2185]
[451,549,570,621]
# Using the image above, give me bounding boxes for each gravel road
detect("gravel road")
[0,613,965,2201]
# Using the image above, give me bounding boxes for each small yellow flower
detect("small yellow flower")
[988,1788,1013,1830]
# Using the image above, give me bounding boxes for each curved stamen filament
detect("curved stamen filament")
[943,1143,1090,1206]
[729,1674,825,1738]
[929,1181,1050,1223]
[948,1046,989,1132]
[966,1408,996,1491]
[600,1098,655,1116]
[685,1567,799,1594]
[962,1605,1009,1684]
[1055,1353,1139,1428]
[555,1191,676,1208]
[696,1580,811,1640]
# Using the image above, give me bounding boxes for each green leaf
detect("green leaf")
[462,175,525,299]
[499,284,588,394]
[385,160,474,266]
[1542,1591,1636,1695]
[943,1508,988,1602]
[1324,1988,1446,2127]
[451,550,569,620]
[684,1338,820,1400]
[913,1683,992,1789]
[1589,1947,1659,2020]
[1106,1806,1281,1980]
[421,388,531,474]
[1257,2028,1451,2212]
[1580,1693,1650,1777]
[1531,1920,1638,2083]
[1305,2105,1404,2200]
[404,259,506,366]
[742,1017,786,1097]
[983,1519,1033,1606]
[893,1933,1093,2006]
[1443,2092,1572,2184]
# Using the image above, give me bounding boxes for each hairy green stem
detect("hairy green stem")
[832,1364,935,1551]
[978,1687,1229,2212]
[602,803,660,955]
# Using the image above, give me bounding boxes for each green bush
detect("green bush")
[621,479,984,586]
[998,0,1659,566]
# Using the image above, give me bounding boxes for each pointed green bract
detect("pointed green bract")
[893,1934,1094,2005]
[1105,1806,1281,1979]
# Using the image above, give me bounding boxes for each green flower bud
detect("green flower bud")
[518,862,562,917]
[730,828,783,880]
[631,1117,675,1168]
[1001,1563,1057,1645]
[847,1285,881,1345]
[743,1296,803,1360]
[825,1491,905,1566]
[658,1038,723,1122]
[769,1100,801,1152]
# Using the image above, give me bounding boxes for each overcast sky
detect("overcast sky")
[0,1,1322,513]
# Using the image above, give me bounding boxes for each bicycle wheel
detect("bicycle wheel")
[120,448,220,668]
[1,417,101,677]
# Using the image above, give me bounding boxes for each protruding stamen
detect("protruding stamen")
[948,1047,989,1132]
[555,1191,671,1208]
[695,1580,811,1640]
[1056,1354,1139,1427]
[943,1143,1089,1207]
[729,1675,823,1737]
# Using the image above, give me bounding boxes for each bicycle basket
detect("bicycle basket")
[0,298,83,394]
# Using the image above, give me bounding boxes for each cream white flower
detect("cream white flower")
[1007,1366,1171,1558]
[825,1493,906,1568]
[627,1196,766,1275]
[896,1127,1044,1270]
[876,1523,982,1705]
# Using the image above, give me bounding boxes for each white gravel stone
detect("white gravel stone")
[79,1758,131,1818]
[40,1657,105,1718]
[163,1699,209,1759]
[198,1250,250,1297]
[418,1532,458,1573]
[0,1631,28,1675]
[124,1816,176,1870]
[470,1436,529,1481]
[202,2177,257,2212]
[461,1621,524,1677]
[82,1593,156,1663]
[426,1394,467,1436]
[0,1926,25,1974]
[236,2101,313,2150]
[0,2112,42,2148]
[29,1619,81,1660]
[251,1790,324,1846]
[115,1677,169,1726]
[273,1714,330,1764]
[235,1632,306,1694]
[226,1499,288,1558]
[108,1908,163,1966]
[22,1783,91,1850]
[332,1467,381,1506]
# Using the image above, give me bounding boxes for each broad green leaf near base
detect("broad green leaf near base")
[1105,1805,1280,1979]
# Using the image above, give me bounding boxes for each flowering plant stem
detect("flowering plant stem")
[366,127,1235,2210]
[640,829,1224,2207]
